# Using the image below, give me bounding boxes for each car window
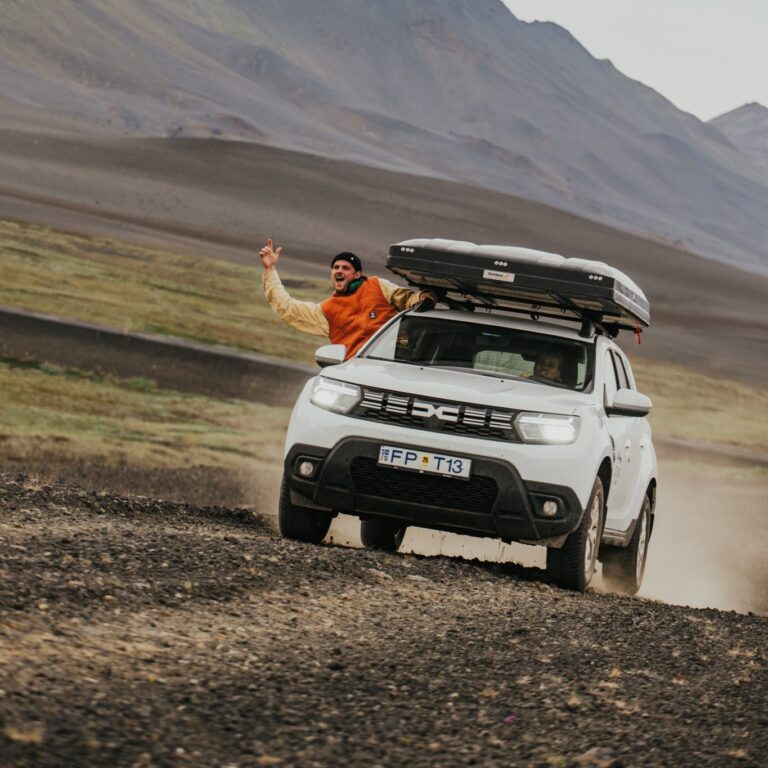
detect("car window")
[610,350,629,390]
[363,315,594,391]
[615,352,635,390]
[604,349,620,403]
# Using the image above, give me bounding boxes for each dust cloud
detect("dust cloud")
[323,447,768,616]
[638,449,768,616]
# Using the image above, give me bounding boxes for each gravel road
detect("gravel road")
[1,474,765,767]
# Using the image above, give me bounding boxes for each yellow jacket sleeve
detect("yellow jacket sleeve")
[377,278,424,310]
[262,269,329,337]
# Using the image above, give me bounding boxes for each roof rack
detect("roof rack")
[387,239,650,336]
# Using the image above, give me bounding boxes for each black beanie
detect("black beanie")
[331,251,363,272]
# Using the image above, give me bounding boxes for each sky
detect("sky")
[502,0,767,121]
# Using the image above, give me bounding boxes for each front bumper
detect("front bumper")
[285,438,583,543]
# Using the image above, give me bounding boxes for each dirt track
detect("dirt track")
[1,474,765,768]
[0,306,312,407]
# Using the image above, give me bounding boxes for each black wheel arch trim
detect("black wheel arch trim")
[601,479,656,549]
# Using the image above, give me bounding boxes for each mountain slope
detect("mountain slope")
[710,102,768,171]
[1,0,768,273]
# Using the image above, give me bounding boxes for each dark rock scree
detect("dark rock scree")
[0,474,765,767]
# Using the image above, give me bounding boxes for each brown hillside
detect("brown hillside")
[0,128,766,385]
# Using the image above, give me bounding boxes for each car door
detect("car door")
[613,349,646,508]
[603,348,634,526]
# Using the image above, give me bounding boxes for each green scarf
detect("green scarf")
[342,277,366,295]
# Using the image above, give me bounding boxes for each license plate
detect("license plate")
[377,446,471,479]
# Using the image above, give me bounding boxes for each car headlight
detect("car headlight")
[515,412,580,444]
[310,377,361,414]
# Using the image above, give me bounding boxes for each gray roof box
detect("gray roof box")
[387,239,650,331]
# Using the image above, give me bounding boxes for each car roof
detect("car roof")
[406,307,598,343]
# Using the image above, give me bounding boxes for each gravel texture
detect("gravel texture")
[1,474,765,767]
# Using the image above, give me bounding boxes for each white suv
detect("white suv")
[278,240,657,593]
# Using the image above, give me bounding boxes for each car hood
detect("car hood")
[321,358,592,414]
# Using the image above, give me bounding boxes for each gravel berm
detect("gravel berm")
[1,474,765,767]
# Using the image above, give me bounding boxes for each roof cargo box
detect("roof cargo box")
[387,239,650,331]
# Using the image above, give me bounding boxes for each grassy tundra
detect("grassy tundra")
[1,218,766,476]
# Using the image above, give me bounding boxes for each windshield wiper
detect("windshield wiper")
[524,375,576,390]
[433,365,526,381]
[363,356,422,366]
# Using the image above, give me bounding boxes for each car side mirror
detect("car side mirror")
[607,388,652,417]
[315,344,346,367]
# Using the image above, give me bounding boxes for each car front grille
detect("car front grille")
[352,387,519,441]
[350,457,498,514]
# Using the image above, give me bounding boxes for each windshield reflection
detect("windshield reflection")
[363,315,593,391]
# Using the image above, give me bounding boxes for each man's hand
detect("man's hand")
[259,239,282,271]
[412,288,439,313]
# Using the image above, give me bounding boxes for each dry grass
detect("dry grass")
[3,352,763,475]
[0,358,289,471]
[633,358,768,452]
[0,218,325,363]
[2,218,766,457]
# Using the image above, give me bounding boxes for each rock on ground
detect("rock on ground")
[0,474,765,767]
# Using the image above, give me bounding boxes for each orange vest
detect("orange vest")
[321,277,399,359]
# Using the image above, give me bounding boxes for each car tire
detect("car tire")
[546,476,605,592]
[601,495,651,596]
[278,477,332,544]
[360,518,406,552]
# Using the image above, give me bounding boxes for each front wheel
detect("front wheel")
[601,496,651,596]
[546,477,605,592]
[278,477,332,544]
[360,518,406,552]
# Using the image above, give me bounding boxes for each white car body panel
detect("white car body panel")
[286,388,607,509]
[323,358,592,415]
[284,309,657,547]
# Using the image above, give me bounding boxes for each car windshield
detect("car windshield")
[363,315,594,391]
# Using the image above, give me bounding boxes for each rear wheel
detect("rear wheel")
[601,496,651,596]
[278,477,332,544]
[546,477,604,592]
[360,518,406,552]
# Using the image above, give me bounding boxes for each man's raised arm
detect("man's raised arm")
[259,239,329,337]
